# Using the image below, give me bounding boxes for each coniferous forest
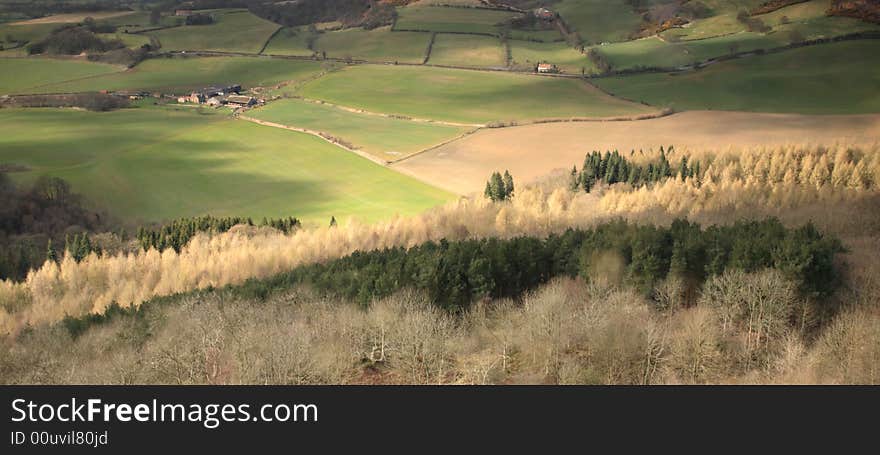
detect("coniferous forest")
[235,218,841,310]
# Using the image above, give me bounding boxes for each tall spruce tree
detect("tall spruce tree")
[502,170,514,199]
[568,166,580,191]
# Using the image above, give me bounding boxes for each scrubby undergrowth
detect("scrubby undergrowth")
[2,270,877,385]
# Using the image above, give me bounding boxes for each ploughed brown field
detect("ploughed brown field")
[393,111,880,194]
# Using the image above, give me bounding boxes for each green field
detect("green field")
[0,107,454,224]
[262,26,314,56]
[427,33,505,68]
[314,27,431,63]
[0,21,57,55]
[297,64,656,124]
[395,5,517,34]
[27,56,323,94]
[99,10,183,33]
[663,0,878,42]
[147,9,279,53]
[597,13,880,73]
[554,0,643,44]
[507,27,563,42]
[97,32,152,48]
[509,40,590,74]
[593,40,880,114]
[594,37,693,71]
[249,98,471,161]
[0,58,122,94]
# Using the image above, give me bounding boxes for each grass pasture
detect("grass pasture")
[249,98,471,161]
[97,10,183,33]
[662,0,879,42]
[593,40,880,114]
[507,27,563,42]
[30,56,323,94]
[262,26,314,56]
[314,27,431,63]
[297,64,657,124]
[0,21,56,55]
[0,57,122,94]
[509,40,590,74]
[97,32,152,49]
[395,5,518,35]
[554,0,643,44]
[147,9,279,53]
[427,33,505,68]
[0,108,453,224]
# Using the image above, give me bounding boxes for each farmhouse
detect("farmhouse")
[188,92,206,103]
[537,63,558,73]
[535,8,556,21]
[185,84,243,103]
[225,95,257,108]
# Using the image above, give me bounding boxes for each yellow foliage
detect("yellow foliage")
[1,145,877,334]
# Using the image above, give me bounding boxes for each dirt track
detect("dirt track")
[392,111,880,194]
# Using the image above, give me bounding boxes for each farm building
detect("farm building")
[537,63,558,73]
[534,8,556,21]
[188,92,206,104]
[225,95,256,108]
[206,97,223,107]
[112,90,148,100]
[186,84,243,104]
[175,9,193,16]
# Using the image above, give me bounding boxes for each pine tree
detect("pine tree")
[79,233,92,260]
[581,172,595,193]
[502,170,514,199]
[330,216,337,227]
[46,239,58,264]
[628,165,641,186]
[568,166,580,191]
[488,172,505,201]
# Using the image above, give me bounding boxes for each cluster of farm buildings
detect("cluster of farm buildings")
[175,84,261,108]
[109,84,261,109]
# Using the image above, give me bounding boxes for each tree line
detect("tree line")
[27,25,125,55]
[234,218,843,311]
[0,172,309,279]
[137,215,301,253]
[570,146,703,192]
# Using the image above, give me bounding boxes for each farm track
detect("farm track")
[276,96,484,128]
[237,114,390,166]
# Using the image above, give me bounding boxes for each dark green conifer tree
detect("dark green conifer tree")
[46,239,58,264]
[502,170,514,199]
[568,166,580,191]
